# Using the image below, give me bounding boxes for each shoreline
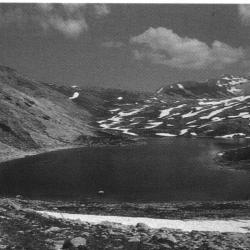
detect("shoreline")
[7,197,250,220]
[0,137,145,165]
[0,144,86,165]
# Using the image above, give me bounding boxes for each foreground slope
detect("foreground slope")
[0,198,250,250]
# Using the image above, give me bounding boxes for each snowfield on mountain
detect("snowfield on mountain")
[96,75,250,138]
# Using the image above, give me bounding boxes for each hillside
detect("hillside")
[0,66,144,162]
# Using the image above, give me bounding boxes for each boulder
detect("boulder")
[15,195,23,199]
[136,223,150,232]
[62,237,87,250]
[152,233,177,245]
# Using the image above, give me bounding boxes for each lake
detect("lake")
[0,138,250,202]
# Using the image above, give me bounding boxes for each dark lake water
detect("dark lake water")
[0,138,250,202]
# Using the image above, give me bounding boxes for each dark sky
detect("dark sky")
[1,4,250,92]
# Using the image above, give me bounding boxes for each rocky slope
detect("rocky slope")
[0,66,93,159]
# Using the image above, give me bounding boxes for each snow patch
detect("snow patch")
[215,133,246,139]
[182,107,211,118]
[212,117,225,122]
[199,105,238,120]
[238,112,250,119]
[227,86,241,94]
[110,108,120,112]
[156,133,177,137]
[159,107,175,118]
[118,108,143,117]
[159,104,186,118]
[186,120,196,125]
[177,84,184,89]
[69,92,79,99]
[97,120,107,124]
[145,122,163,129]
[179,129,189,135]
[37,211,250,233]
[118,128,137,136]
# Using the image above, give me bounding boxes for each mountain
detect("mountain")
[97,75,250,138]
[1,65,250,161]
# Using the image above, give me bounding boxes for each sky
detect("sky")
[1,3,250,92]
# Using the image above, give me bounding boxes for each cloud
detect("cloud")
[130,27,244,70]
[93,4,110,17]
[36,4,89,38]
[238,5,250,25]
[0,3,110,38]
[42,17,88,38]
[101,41,125,48]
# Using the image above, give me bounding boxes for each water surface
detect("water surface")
[0,138,250,202]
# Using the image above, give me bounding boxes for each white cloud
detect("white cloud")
[44,17,88,38]
[130,27,244,70]
[238,5,250,25]
[0,3,110,38]
[37,4,89,38]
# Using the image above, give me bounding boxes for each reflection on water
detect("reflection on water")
[0,138,250,202]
